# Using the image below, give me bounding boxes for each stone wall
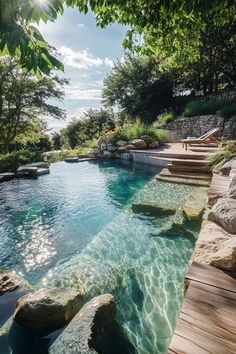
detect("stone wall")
[163,115,236,142]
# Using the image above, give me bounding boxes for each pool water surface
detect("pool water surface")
[0,160,200,353]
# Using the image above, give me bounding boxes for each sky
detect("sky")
[38,6,127,131]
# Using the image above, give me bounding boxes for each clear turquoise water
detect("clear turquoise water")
[0,160,200,353]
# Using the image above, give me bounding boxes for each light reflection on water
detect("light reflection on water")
[0,160,200,353]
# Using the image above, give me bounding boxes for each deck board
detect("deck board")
[208,173,230,198]
[169,263,236,354]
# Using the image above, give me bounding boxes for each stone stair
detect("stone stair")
[153,147,213,186]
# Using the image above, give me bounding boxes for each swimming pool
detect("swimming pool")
[0,160,200,353]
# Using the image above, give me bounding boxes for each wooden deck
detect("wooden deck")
[169,262,236,354]
[208,172,230,199]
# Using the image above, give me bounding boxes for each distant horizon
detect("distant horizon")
[38,6,127,131]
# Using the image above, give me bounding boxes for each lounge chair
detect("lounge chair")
[181,128,222,150]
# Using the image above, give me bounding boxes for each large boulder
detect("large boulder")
[125,144,136,150]
[117,146,126,154]
[208,197,236,234]
[147,142,159,149]
[116,140,127,147]
[18,162,49,170]
[0,172,15,182]
[106,144,117,152]
[89,148,100,156]
[97,137,105,147]
[183,187,208,220]
[16,166,38,178]
[193,220,236,271]
[227,175,236,199]
[100,143,107,151]
[0,271,33,327]
[128,139,147,149]
[14,288,84,333]
[0,271,32,295]
[140,135,153,144]
[103,150,114,158]
[49,294,116,354]
[220,157,236,176]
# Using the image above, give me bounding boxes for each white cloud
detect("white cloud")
[77,23,85,28]
[60,46,114,70]
[65,84,102,100]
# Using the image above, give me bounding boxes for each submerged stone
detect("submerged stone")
[50,294,134,354]
[132,203,176,216]
[14,288,84,333]
[0,271,33,295]
[157,223,195,239]
[183,187,208,220]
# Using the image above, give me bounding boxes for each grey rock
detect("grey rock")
[0,271,33,295]
[147,142,159,149]
[23,162,49,169]
[97,137,105,147]
[100,143,107,151]
[220,157,236,176]
[125,144,136,150]
[116,140,127,147]
[227,175,236,199]
[16,166,38,178]
[128,139,147,149]
[107,145,117,152]
[89,148,100,155]
[194,220,236,271]
[140,135,153,144]
[0,172,15,181]
[117,146,126,153]
[103,150,114,158]
[49,294,116,354]
[14,288,84,333]
[65,157,79,163]
[208,197,236,234]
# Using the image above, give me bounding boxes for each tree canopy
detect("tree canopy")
[0,0,235,74]
[0,56,67,153]
[103,56,173,123]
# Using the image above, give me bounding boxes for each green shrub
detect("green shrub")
[0,149,44,173]
[162,112,175,124]
[46,147,90,163]
[108,119,169,143]
[209,140,236,171]
[183,98,231,117]
[218,103,236,119]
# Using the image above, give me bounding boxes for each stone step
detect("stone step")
[153,157,209,165]
[155,175,211,187]
[157,152,210,160]
[159,168,212,180]
[167,164,211,173]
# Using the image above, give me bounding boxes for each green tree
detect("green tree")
[102,56,173,123]
[172,17,236,95]
[62,109,115,149]
[0,56,67,153]
[0,1,234,74]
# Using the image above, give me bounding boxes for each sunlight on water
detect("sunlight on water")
[0,160,200,353]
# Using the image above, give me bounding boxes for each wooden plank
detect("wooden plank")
[208,173,230,197]
[173,318,236,354]
[169,262,236,353]
[170,332,213,354]
[186,262,236,293]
